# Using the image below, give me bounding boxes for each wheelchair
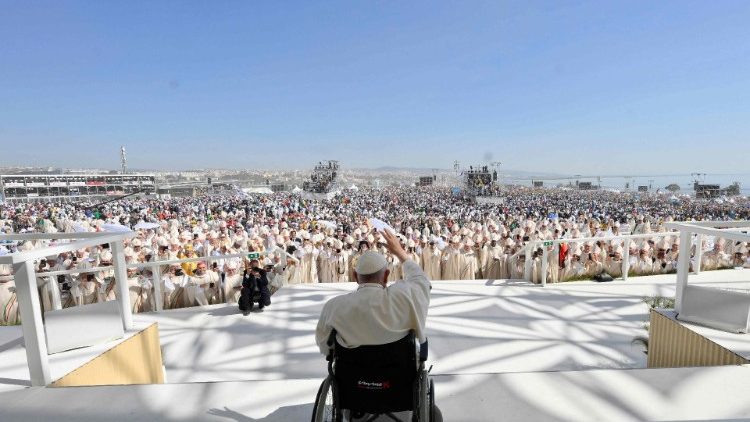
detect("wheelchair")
[312,329,435,422]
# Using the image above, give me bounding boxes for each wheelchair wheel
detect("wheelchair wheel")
[312,375,337,422]
[414,371,431,422]
[429,378,435,422]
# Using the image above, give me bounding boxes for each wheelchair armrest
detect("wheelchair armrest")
[419,339,428,362]
[327,329,337,347]
[325,329,337,361]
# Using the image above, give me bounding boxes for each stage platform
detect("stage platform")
[1,269,749,421]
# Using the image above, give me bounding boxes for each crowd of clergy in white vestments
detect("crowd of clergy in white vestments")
[1,186,750,324]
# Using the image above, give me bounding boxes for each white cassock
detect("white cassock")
[286,261,303,285]
[508,256,524,280]
[332,253,349,282]
[317,249,332,282]
[162,274,190,309]
[633,256,653,275]
[546,249,560,283]
[583,259,604,278]
[460,250,479,280]
[484,246,504,280]
[407,252,421,270]
[531,257,541,283]
[71,260,100,306]
[421,247,442,281]
[187,271,219,306]
[223,273,243,304]
[127,276,153,313]
[606,258,623,278]
[0,269,19,325]
[386,255,401,282]
[348,252,363,282]
[301,247,318,283]
[441,247,463,280]
[38,264,65,312]
[560,258,584,280]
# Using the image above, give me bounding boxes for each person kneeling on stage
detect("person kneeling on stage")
[239,259,271,316]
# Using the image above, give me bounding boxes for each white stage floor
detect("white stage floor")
[1,269,749,421]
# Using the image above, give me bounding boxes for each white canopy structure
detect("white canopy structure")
[349,184,359,191]
[291,186,303,193]
[242,187,273,195]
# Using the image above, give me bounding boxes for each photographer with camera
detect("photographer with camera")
[239,259,271,316]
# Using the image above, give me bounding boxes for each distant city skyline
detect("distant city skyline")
[2,1,749,174]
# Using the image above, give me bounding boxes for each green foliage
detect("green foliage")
[633,295,675,356]
[643,295,675,309]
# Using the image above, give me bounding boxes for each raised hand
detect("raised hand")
[380,228,409,262]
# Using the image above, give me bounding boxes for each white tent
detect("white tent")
[134,221,160,230]
[242,187,273,195]
[292,186,303,193]
[349,184,359,191]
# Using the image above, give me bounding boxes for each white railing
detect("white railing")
[519,221,749,286]
[0,230,298,387]
[125,248,296,312]
[664,221,750,315]
[520,231,685,286]
[33,248,298,313]
[0,231,135,386]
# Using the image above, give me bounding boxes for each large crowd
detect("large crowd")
[1,186,750,324]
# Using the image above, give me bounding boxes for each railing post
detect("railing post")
[693,234,703,274]
[675,230,692,314]
[523,245,533,281]
[541,246,548,287]
[111,242,133,330]
[14,260,52,386]
[152,262,163,312]
[622,238,631,281]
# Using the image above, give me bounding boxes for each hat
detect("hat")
[355,251,387,275]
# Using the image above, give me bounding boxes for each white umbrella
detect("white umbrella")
[102,223,132,233]
[317,220,337,230]
[134,221,160,230]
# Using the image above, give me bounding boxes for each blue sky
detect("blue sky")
[1,1,749,173]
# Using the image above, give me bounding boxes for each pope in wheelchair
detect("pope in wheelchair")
[314,229,441,422]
